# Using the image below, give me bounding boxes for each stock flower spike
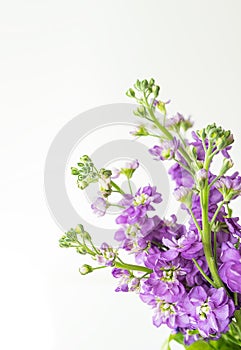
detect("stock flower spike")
[59,78,241,350]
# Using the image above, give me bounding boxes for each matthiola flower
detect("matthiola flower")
[112,268,140,292]
[120,159,139,179]
[184,286,235,338]
[215,173,241,201]
[166,113,184,128]
[116,186,162,225]
[149,137,180,160]
[219,242,241,293]
[168,163,194,188]
[224,217,241,236]
[140,293,189,329]
[133,185,162,208]
[162,231,203,260]
[143,259,186,302]
[173,186,193,208]
[91,197,107,216]
[96,243,116,266]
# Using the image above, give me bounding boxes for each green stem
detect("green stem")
[189,208,203,237]
[234,293,238,306]
[235,310,241,330]
[143,96,193,168]
[108,203,125,209]
[127,178,133,195]
[115,261,152,274]
[210,200,226,228]
[209,174,221,188]
[174,157,194,176]
[110,180,125,195]
[213,230,217,264]
[192,258,216,287]
[201,146,225,289]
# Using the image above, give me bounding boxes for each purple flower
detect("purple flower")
[196,168,208,181]
[140,293,189,329]
[219,242,241,293]
[116,186,162,225]
[166,113,185,128]
[112,268,140,292]
[96,243,116,266]
[168,163,194,188]
[149,138,180,161]
[224,217,241,237]
[215,173,241,200]
[184,286,235,338]
[162,231,203,260]
[91,197,107,216]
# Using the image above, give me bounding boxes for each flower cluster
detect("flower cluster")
[59,78,241,349]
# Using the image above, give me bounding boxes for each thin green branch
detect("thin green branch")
[192,258,216,287]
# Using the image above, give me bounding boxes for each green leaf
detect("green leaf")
[168,332,185,345]
[186,340,210,350]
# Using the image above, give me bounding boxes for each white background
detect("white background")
[1,1,241,349]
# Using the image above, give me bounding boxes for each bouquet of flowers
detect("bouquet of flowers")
[59,79,241,349]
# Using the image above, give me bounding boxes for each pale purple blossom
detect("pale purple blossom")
[91,197,107,216]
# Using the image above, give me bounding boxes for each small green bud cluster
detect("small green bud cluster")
[126,78,160,99]
[196,124,234,151]
[59,224,92,255]
[126,78,164,118]
[71,155,98,189]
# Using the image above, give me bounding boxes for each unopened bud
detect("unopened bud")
[173,186,193,209]
[126,88,135,98]
[220,158,234,176]
[79,264,93,275]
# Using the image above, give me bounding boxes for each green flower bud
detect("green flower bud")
[79,264,93,275]
[157,101,166,114]
[134,79,141,90]
[77,180,88,190]
[126,88,135,98]
[152,85,160,98]
[141,79,148,90]
[71,167,79,175]
[131,125,149,137]
[99,168,112,179]
[219,158,234,176]
[149,78,155,86]
[75,224,85,234]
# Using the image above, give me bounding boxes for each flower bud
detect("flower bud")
[79,264,93,275]
[173,186,193,209]
[71,167,79,175]
[219,158,234,176]
[157,101,166,114]
[126,88,135,98]
[196,169,208,189]
[130,125,149,137]
[141,79,148,89]
[152,85,160,98]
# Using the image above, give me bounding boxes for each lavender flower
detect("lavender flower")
[215,174,241,201]
[96,243,116,266]
[149,138,180,161]
[184,286,235,338]
[219,242,241,293]
[140,293,189,329]
[91,197,108,216]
